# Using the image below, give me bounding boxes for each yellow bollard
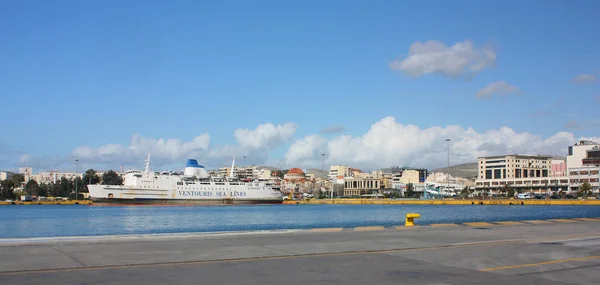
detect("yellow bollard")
[405,213,421,227]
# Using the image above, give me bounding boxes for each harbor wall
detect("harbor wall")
[284,198,600,206]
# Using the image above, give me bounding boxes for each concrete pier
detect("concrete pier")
[1,219,600,284]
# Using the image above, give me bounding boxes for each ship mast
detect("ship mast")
[229,157,236,179]
[144,152,151,174]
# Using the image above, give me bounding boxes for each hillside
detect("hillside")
[431,162,478,179]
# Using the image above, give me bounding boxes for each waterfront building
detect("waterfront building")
[566,141,600,193]
[343,176,382,197]
[567,140,600,169]
[568,166,600,192]
[475,154,569,194]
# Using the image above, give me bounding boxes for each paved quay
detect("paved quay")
[1,219,600,284]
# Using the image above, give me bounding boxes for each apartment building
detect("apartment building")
[0,171,13,181]
[34,171,82,184]
[329,165,351,181]
[475,154,569,193]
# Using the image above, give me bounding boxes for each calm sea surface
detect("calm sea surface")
[2,204,600,239]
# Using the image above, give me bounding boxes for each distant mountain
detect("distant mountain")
[255,166,280,171]
[431,162,478,179]
[305,169,329,179]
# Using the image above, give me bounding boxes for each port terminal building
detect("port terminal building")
[475,140,600,194]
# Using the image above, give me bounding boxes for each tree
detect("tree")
[58,177,73,198]
[501,184,510,197]
[507,188,515,198]
[38,183,49,197]
[82,169,101,192]
[405,183,415,198]
[0,180,16,200]
[10,174,24,185]
[460,186,470,198]
[271,170,284,179]
[579,181,592,198]
[102,170,123,185]
[25,180,41,196]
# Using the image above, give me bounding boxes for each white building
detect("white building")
[565,141,600,193]
[329,165,351,181]
[568,166,600,193]
[567,140,600,169]
[19,167,33,182]
[475,154,569,193]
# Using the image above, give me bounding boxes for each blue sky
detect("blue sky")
[1,0,599,172]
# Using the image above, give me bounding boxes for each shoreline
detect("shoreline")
[2,198,600,206]
[284,198,600,205]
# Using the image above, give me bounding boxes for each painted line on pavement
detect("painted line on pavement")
[309,228,344,233]
[429,223,460,227]
[573,218,600,222]
[354,226,385,231]
[394,226,418,230]
[464,222,496,227]
[522,220,554,224]
[548,219,579,223]
[480,255,600,272]
[495,221,527,226]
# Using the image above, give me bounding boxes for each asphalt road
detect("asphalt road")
[1,218,599,284]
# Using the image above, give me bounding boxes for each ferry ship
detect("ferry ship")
[88,155,284,205]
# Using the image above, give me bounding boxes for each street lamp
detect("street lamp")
[445,139,451,193]
[75,159,79,201]
[320,153,328,199]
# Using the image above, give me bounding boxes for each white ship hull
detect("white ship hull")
[87,157,283,205]
[88,184,283,205]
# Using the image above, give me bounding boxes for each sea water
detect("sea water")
[1,204,599,238]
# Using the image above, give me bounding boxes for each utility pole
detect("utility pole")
[445,139,451,193]
[75,159,79,201]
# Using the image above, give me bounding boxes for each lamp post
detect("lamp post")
[445,139,451,193]
[320,153,328,199]
[75,159,79,201]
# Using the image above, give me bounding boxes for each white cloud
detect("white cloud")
[572,74,596,83]
[284,116,594,170]
[19,118,600,173]
[390,40,496,78]
[476,81,521,99]
[284,135,328,168]
[63,122,297,171]
[234,123,296,150]
[71,133,211,167]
